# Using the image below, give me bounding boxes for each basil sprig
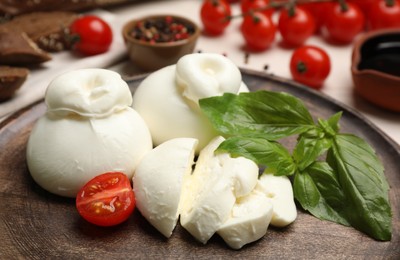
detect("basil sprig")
[199,90,392,241]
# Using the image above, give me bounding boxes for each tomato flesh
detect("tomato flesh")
[76,172,135,227]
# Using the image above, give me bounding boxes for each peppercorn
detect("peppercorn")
[130,16,195,44]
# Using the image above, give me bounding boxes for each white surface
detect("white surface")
[1,0,399,146]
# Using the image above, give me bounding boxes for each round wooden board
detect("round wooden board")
[0,69,399,259]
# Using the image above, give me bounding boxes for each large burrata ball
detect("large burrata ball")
[133,53,248,153]
[26,68,153,198]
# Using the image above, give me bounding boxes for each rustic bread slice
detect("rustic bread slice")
[0,29,51,65]
[0,66,29,101]
[0,0,130,16]
[0,12,78,52]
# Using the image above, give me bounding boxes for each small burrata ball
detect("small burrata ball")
[133,53,248,153]
[26,68,153,198]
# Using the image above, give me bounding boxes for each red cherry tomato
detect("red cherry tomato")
[76,172,135,227]
[278,6,315,47]
[69,15,113,56]
[300,2,332,32]
[348,0,375,15]
[367,0,400,30]
[241,12,276,51]
[200,0,231,35]
[290,45,331,89]
[241,0,274,18]
[322,2,365,44]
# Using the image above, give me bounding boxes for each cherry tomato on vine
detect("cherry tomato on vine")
[348,0,375,15]
[322,2,365,44]
[241,12,276,51]
[300,2,332,32]
[241,0,274,18]
[367,0,400,30]
[76,172,135,227]
[200,0,231,35]
[69,15,113,56]
[290,45,331,89]
[278,6,315,47]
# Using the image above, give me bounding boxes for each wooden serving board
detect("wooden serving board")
[0,69,399,259]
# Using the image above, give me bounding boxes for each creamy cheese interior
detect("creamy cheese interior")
[134,134,297,249]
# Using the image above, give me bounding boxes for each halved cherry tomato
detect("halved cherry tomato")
[241,12,276,51]
[69,15,113,56]
[200,0,231,35]
[76,172,135,227]
[290,45,331,89]
[278,6,315,47]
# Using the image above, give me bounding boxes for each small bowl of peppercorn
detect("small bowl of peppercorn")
[122,14,200,71]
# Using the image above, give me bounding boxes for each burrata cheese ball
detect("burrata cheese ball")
[133,53,249,153]
[26,68,153,198]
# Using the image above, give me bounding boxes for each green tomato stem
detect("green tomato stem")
[386,0,395,7]
[297,61,307,74]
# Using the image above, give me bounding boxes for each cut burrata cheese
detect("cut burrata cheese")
[26,68,153,198]
[133,138,198,238]
[217,192,274,250]
[133,53,249,153]
[256,173,297,227]
[179,136,259,244]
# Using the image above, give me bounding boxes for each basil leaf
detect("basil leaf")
[327,134,392,241]
[294,163,350,226]
[199,91,315,140]
[318,111,342,137]
[217,137,296,176]
[293,130,332,171]
[293,171,320,209]
[306,162,350,225]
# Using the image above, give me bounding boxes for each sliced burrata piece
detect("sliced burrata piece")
[217,192,274,250]
[256,173,297,227]
[133,53,249,153]
[26,69,152,198]
[179,136,259,244]
[133,138,198,238]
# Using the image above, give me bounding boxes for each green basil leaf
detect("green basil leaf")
[327,134,392,241]
[306,162,350,226]
[294,164,350,226]
[199,91,315,140]
[293,131,332,171]
[217,137,296,176]
[318,111,342,137]
[293,171,320,209]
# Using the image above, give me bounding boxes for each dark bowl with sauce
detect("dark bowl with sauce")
[351,29,400,112]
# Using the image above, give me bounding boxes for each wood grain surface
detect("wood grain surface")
[0,69,399,259]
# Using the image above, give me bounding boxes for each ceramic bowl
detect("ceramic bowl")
[351,29,400,112]
[122,14,200,71]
